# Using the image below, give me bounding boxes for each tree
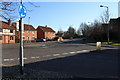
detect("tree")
[0,1,39,21]
[100,9,110,24]
[56,29,64,37]
[63,26,75,39]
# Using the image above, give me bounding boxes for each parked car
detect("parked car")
[36,38,46,42]
[52,37,59,41]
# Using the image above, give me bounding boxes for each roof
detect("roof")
[110,18,119,24]
[37,26,55,32]
[24,24,36,31]
[0,21,16,29]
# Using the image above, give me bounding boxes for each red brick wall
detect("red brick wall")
[16,30,37,41]
[23,30,37,40]
[45,32,56,39]
[37,28,45,39]
[1,35,15,43]
[37,27,56,39]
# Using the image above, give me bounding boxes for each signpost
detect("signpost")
[18,0,26,75]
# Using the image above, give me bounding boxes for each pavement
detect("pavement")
[1,39,120,79]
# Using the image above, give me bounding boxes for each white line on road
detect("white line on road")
[35,56,40,58]
[23,57,27,60]
[69,52,76,54]
[76,51,82,53]
[43,55,51,57]
[4,58,14,61]
[62,53,68,55]
[9,59,14,61]
[76,50,90,54]
[4,59,10,61]
[53,54,60,56]
[31,56,40,59]
[31,57,36,59]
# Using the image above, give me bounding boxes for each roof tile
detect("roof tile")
[38,26,55,32]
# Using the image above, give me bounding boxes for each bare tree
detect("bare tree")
[0,1,40,21]
[100,9,110,24]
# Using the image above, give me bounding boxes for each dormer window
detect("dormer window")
[10,36,14,40]
[0,28,3,32]
[32,31,35,34]
[10,29,13,33]
[28,31,30,33]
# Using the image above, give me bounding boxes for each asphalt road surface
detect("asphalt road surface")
[2,39,120,78]
[2,40,99,66]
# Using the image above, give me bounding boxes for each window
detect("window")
[28,36,30,40]
[10,36,14,40]
[0,36,2,40]
[28,31,30,33]
[10,29,13,33]
[0,28,3,32]
[32,31,35,34]
[32,37,35,40]
[23,37,25,40]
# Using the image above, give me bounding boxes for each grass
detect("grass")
[112,43,120,45]
[102,42,120,45]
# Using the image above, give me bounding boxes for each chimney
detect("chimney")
[45,25,47,27]
[8,19,12,26]
[16,19,19,31]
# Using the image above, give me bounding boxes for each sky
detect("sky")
[1,2,118,32]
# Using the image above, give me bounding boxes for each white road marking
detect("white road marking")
[69,52,76,54]
[3,49,92,62]
[23,57,27,60]
[31,57,36,59]
[43,55,51,57]
[4,59,10,61]
[81,50,89,52]
[76,51,82,53]
[53,54,60,56]
[76,50,90,54]
[35,56,40,58]
[31,56,40,59]
[9,59,14,61]
[4,58,14,61]
[62,53,68,55]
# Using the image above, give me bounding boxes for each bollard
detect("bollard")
[57,39,60,42]
[96,42,101,50]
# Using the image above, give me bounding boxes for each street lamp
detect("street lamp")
[100,5,110,43]
[28,17,30,43]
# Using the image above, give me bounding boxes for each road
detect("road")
[2,39,119,78]
[2,39,97,66]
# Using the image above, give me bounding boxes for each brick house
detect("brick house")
[14,23,37,42]
[109,17,120,40]
[0,21,16,43]
[36,25,56,40]
[23,24,37,42]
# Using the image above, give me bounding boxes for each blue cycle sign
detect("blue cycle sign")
[18,4,27,18]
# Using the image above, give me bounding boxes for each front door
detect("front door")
[5,35,9,43]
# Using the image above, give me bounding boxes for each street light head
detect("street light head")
[100,5,103,7]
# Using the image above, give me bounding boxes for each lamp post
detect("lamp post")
[28,17,30,43]
[100,5,110,43]
[88,22,93,27]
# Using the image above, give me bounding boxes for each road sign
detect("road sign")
[18,4,27,18]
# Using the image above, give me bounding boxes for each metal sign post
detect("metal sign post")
[19,18,24,75]
[18,0,26,75]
